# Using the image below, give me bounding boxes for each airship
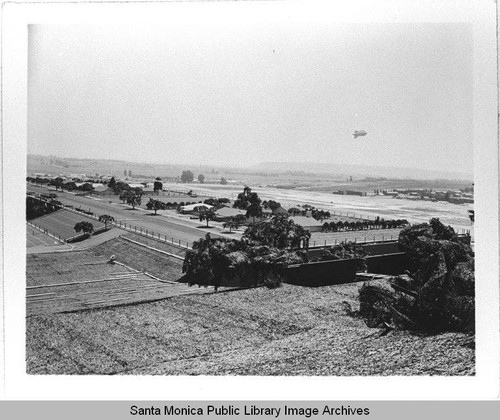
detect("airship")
[353,130,367,139]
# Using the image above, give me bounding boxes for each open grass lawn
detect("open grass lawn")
[91,236,184,281]
[29,209,105,241]
[26,283,474,375]
[26,225,62,247]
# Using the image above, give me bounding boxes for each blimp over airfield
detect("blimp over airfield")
[353,130,367,139]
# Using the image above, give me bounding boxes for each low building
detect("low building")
[333,190,367,197]
[214,207,247,222]
[179,203,213,214]
[289,216,323,232]
[127,183,145,189]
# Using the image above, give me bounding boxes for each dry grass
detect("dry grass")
[91,236,184,280]
[26,283,474,376]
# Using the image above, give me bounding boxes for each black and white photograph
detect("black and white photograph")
[1,0,499,401]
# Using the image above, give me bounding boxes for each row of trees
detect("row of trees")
[180,171,228,185]
[321,218,409,232]
[180,171,205,184]
[27,176,98,193]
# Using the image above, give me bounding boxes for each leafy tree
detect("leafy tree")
[233,186,263,222]
[359,219,475,333]
[181,170,194,183]
[64,181,77,191]
[182,234,307,290]
[198,174,205,184]
[243,215,310,249]
[153,177,163,194]
[119,190,129,203]
[220,177,227,185]
[147,198,162,215]
[78,183,94,192]
[124,169,127,177]
[98,214,115,229]
[51,177,64,191]
[114,181,130,194]
[128,169,132,177]
[108,177,116,190]
[74,221,94,237]
[127,188,143,209]
[265,200,281,211]
[120,189,142,209]
[199,207,216,227]
[223,219,240,233]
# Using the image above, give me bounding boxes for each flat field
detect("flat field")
[29,209,105,241]
[182,183,474,233]
[26,225,62,247]
[26,283,474,375]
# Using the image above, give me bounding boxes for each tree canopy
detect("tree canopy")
[233,186,263,221]
[74,221,94,236]
[181,170,194,183]
[182,234,307,290]
[243,215,311,250]
[199,207,216,227]
[198,174,205,184]
[359,218,474,333]
[120,188,143,209]
[153,179,163,194]
[98,214,114,228]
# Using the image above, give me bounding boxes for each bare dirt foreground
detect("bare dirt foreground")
[26,283,474,376]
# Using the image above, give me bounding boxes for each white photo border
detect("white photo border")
[1,0,498,400]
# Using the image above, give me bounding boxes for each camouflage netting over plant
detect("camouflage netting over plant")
[182,234,308,290]
[359,218,474,333]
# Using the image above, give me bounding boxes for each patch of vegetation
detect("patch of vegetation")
[182,233,308,290]
[359,218,474,333]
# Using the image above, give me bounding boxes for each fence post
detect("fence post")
[179,239,181,246]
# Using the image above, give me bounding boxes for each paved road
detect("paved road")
[27,184,225,247]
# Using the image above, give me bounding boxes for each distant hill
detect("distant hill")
[27,154,473,183]
[249,161,473,181]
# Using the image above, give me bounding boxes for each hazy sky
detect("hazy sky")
[28,9,473,176]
